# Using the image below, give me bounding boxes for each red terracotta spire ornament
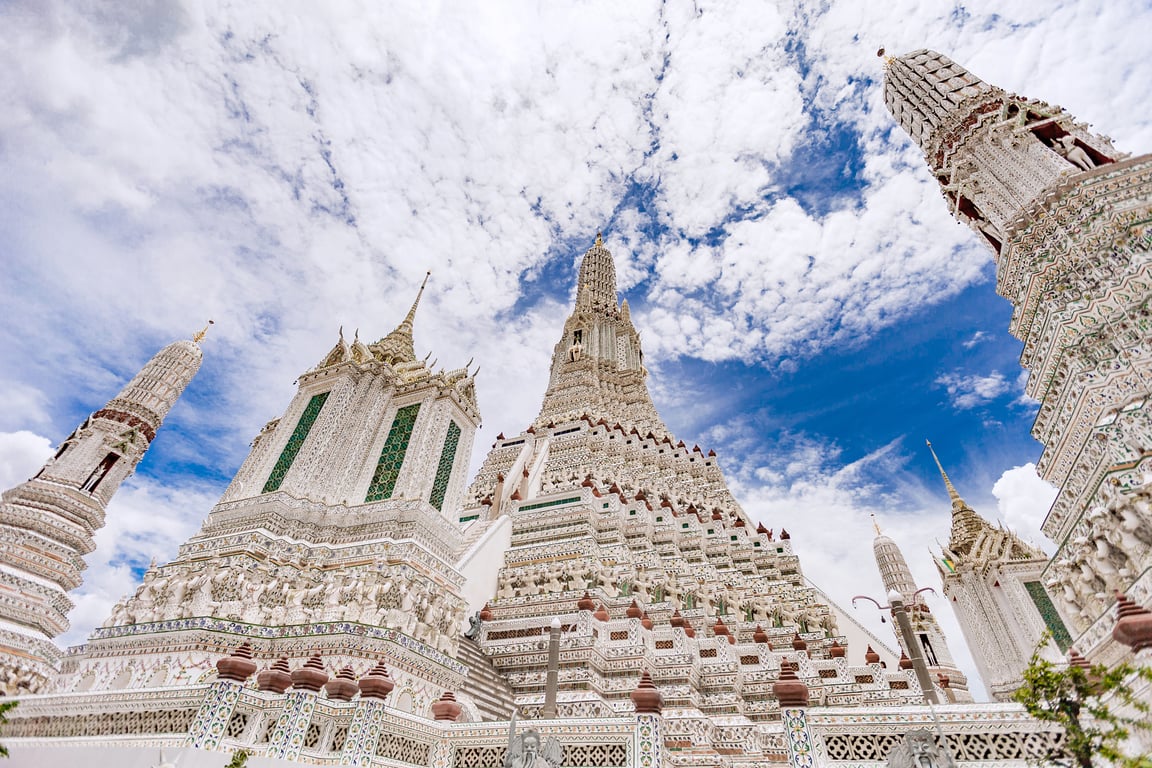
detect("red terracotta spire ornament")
[1112,592,1152,652]
[358,660,395,700]
[630,669,663,714]
[216,642,258,682]
[257,656,293,694]
[772,660,809,707]
[431,690,462,721]
[291,653,330,692]
[324,666,358,701]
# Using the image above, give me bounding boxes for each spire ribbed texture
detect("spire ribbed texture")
[883,50,992,151]
[575,233,619,317]
[106,338,204,427]
[373,272,430,365]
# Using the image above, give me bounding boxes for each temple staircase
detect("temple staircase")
[457,636,517,722]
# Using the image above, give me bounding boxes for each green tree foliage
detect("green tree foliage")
[0,700,18,758]
[1013,637,1152,768]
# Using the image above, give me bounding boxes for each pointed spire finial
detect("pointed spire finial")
[404,271,432,326]
[871,513,882,536]
[926,440,964,508]
[595,231,603,247]
[338,325,345,342]
[373,272,431,365]
[192,319,215,344]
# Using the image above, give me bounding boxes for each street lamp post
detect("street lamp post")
[852,588,940,704]
[854,587,957,768]
[542,616,561,718]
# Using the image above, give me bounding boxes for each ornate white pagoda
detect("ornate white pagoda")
[882,48,1152,673]
[0,327,207,694]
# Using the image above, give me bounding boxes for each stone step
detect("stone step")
[458,637,517,722]
[457,519,493,558]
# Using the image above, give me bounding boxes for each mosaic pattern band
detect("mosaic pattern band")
[184,679,242,751]
[338,697,387,766]
[634,713,662,768]
[782,708,816,768]
[366,403,421,502]
[266,688,318,760]
[264,392,330,493]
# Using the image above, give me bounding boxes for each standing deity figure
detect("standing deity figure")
[504,730,562,768]
[1056,135,1095,171]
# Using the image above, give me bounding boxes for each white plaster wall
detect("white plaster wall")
[456,516,513,625]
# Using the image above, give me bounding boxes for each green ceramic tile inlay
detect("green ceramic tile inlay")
[519,496,580,511]
[429,421,461,511]
[262,392,330,493]
[365,403,421,502]
[1024,580,1073,651]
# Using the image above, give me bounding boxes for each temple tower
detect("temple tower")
[0,327,207,693]
[926,443,1063,701]
[883,49,1152,660]
[61,280,484,718]
[871,514,972,702]
[455,235,932,743]
[536,232,662,433]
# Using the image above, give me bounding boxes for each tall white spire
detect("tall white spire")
[372,271,430,365]
[535,234,663,431]
[0,330,206,693]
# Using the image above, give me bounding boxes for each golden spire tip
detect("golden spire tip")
[871,513,882,536]
[402,272,431,326]
[192,319,215,344]
[925,439,963,506]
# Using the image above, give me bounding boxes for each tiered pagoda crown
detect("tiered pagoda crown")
[371,271,430,366]
[535,235,665,433]
[882,50,992,152]
[927,442,1045,566]
[103,334,206,429]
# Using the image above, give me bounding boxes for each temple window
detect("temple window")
[366,403,422,502]
[81,452,120,493]
[429,420,462,511]
[263,392,330,493]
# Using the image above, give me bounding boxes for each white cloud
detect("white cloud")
[1,0,1149,696]
[962,331,989,349]
[936,370,1012,410]
[61,478,219,647]
[991,463,1058,555]
[0,431,54,489]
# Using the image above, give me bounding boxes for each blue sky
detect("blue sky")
[3,0,1152,699]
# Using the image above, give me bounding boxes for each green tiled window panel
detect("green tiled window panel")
[1024,581,1073,651]
[365,403,421,502]
[429,421,462,511]
[518,496,580,511]
[263,392,330,493]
